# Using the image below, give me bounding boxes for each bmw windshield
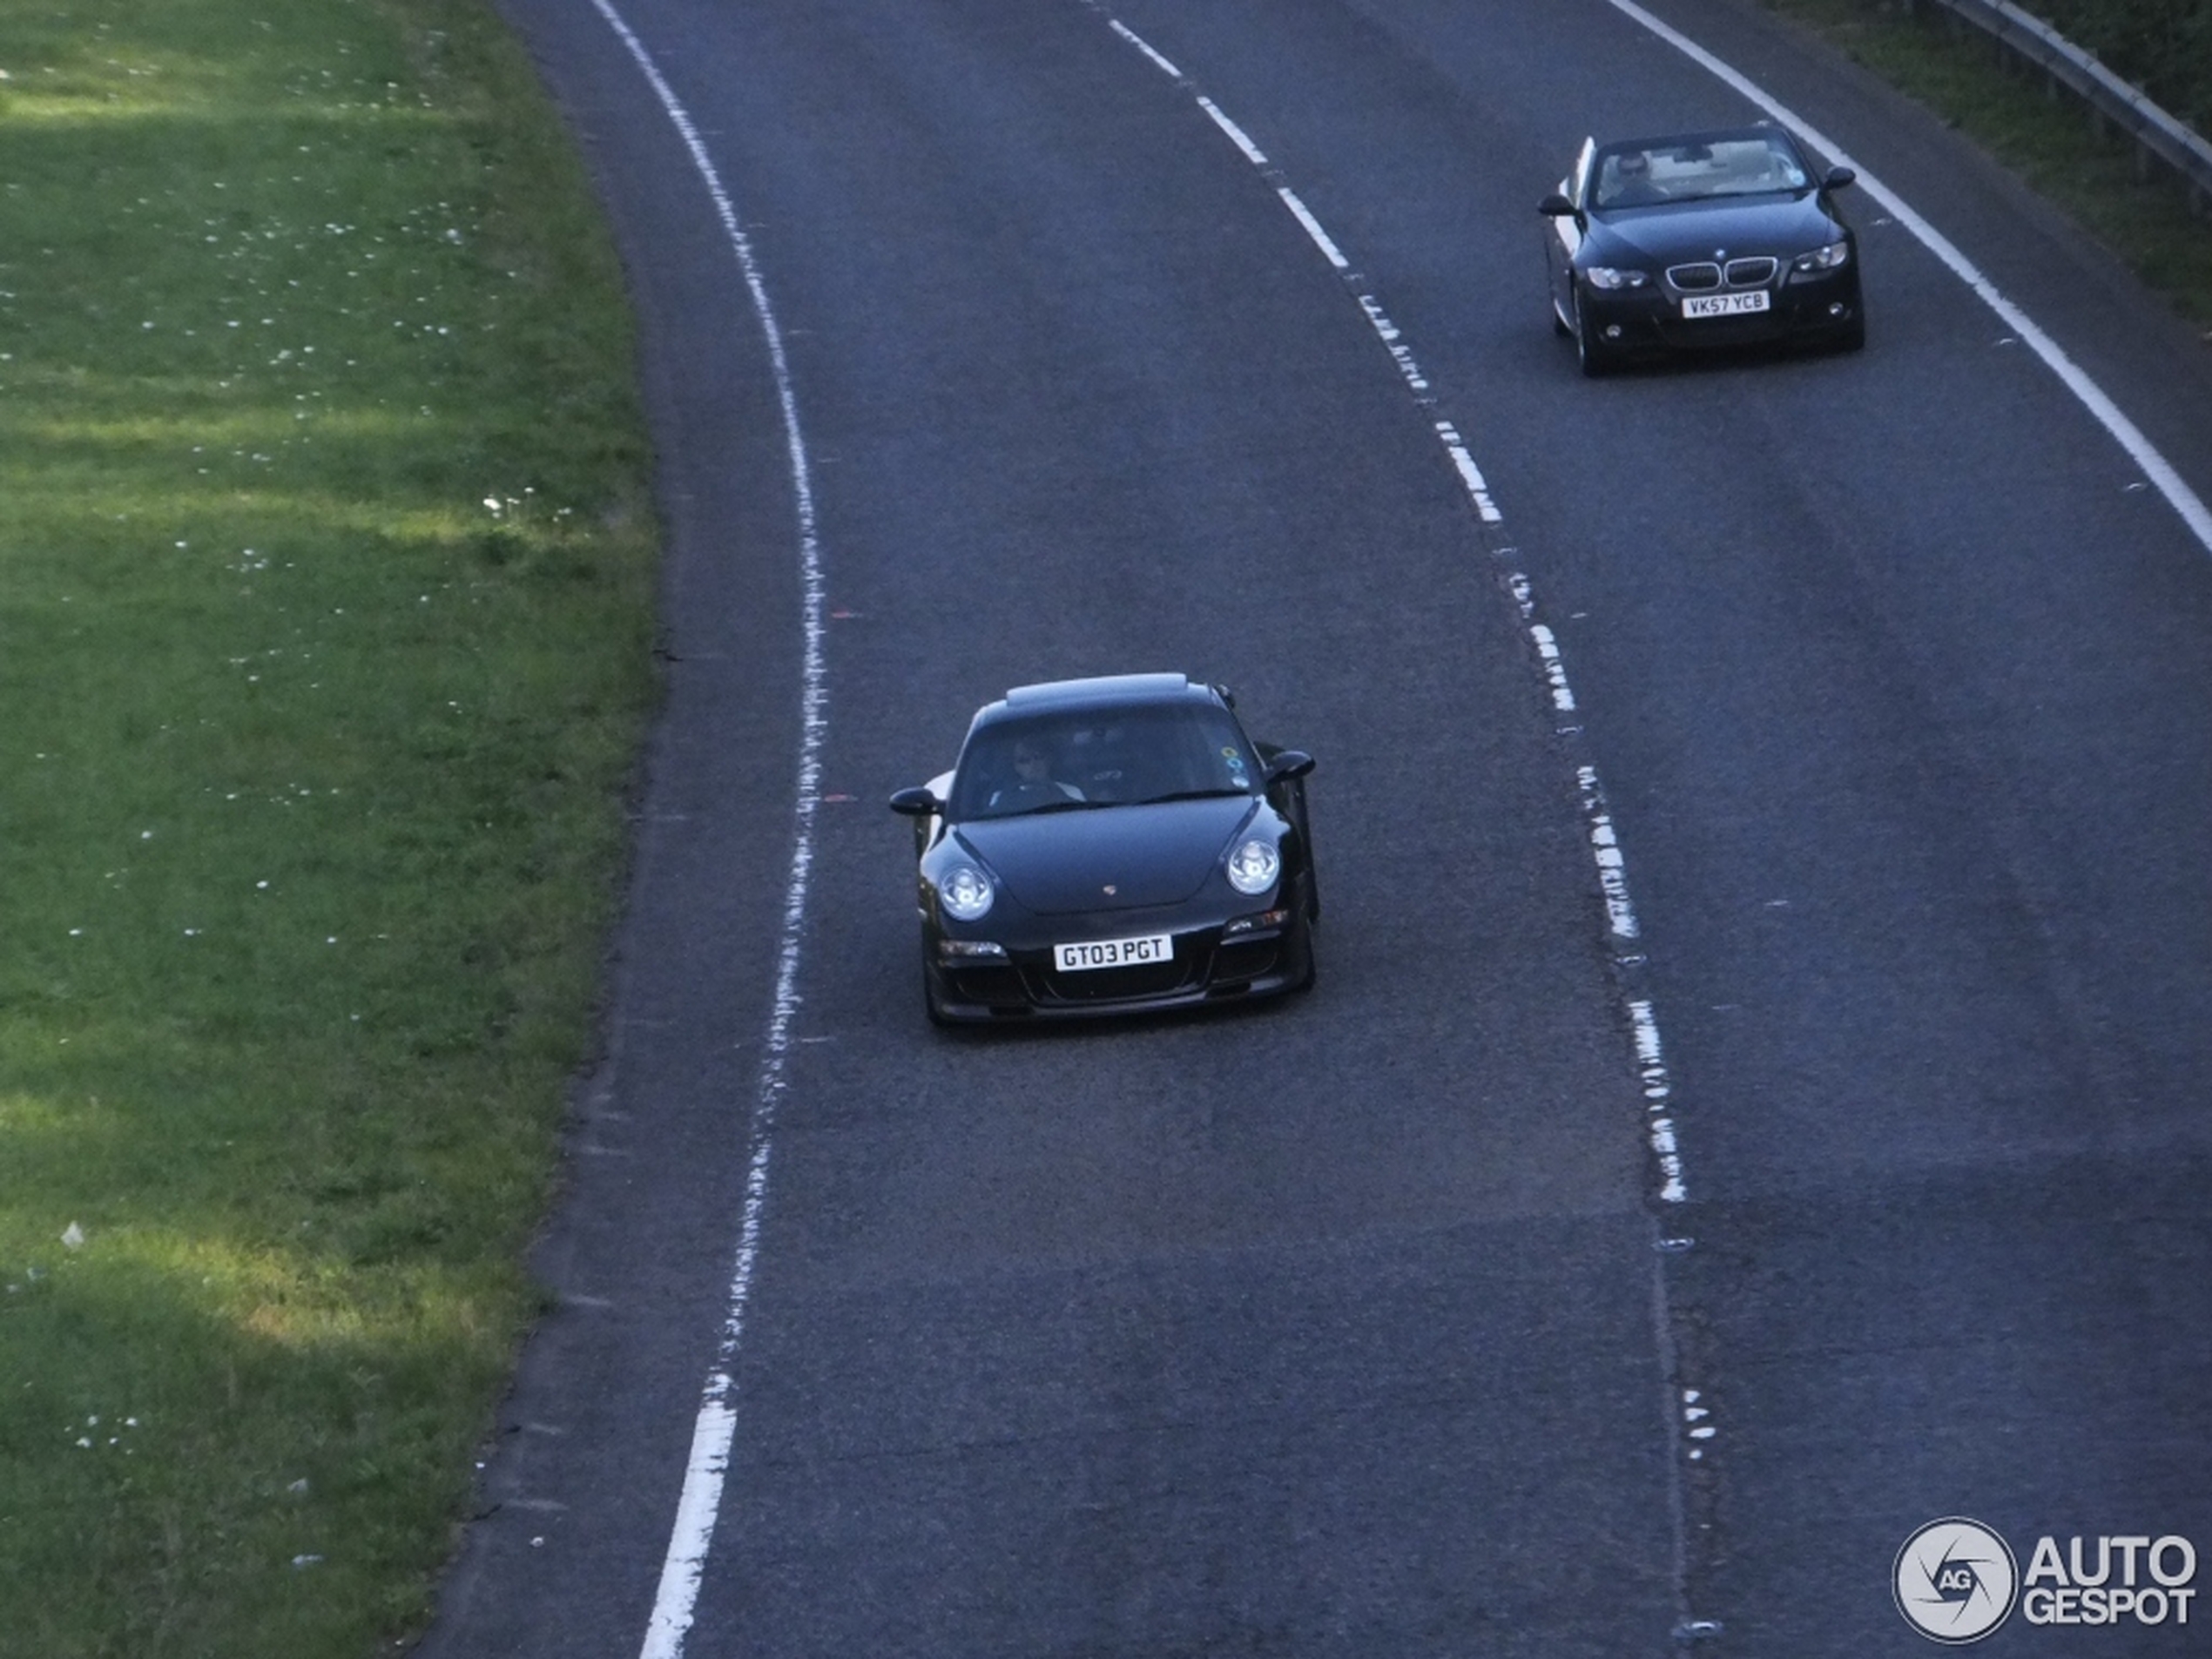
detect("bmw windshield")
[1590,132,1811,211]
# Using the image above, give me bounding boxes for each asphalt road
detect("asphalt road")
[426,0,2212,1654]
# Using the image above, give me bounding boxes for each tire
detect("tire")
[1575,296,1617,378]
[921,942,950,1028]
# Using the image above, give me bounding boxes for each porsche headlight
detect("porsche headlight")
[1224,837,1281,896]
[1583,266,1650,291]
[937,863,995,921]
[1792,240,1850,274]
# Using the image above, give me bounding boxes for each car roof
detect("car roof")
[972,673,1217,728]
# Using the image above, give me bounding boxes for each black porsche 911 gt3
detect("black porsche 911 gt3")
[888,674,1317,1025]
[1541,124,1865,375]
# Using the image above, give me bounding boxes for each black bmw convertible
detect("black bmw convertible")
[1541,124,1865,374]
[889,675,1317,1024]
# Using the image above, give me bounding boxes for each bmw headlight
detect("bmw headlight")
[1583,266,1650,291]
[1792,240,1850,273]
[1224,837,1281,896]
[937,863,995,921]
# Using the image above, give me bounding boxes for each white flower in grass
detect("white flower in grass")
[60,1223,84,1250]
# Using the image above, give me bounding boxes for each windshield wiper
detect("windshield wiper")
[1132,787,1253,806]
[1001,797,1114,817]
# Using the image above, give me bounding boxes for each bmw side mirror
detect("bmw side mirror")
[1539,192,1575,217]
[888,786,939,818]
[1264,750,1315,785]
[1823,165,1856,191]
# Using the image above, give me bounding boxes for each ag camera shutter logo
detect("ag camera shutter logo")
[1894,1517,2019,1643]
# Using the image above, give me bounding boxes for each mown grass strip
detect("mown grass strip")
[0,1,657,1653]
[1758,0,2212,333]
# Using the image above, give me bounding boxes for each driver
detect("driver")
[1608,149,1664,206]
[988,732,1085,810]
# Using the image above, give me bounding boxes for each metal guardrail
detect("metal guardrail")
[1915,0,2212,207]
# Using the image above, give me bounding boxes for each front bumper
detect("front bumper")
[923,897,1312,1023]
[1581,264,1861,354]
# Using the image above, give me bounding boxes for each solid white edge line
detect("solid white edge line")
[1600,0,2212,559]
[579,4,829,1658]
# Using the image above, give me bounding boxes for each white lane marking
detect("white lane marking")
[1096,26,1710,1635]
[1436,421,1503,523]
[1579,765,1642,944]
[1108,17,1184,80]
[1197,95,1271,166]
[581,4,828,1657]
[1600,0,2212,560]
[1097,16,1687,1211]
[1276,186,1351,270]
[1629,1000,1688,1204]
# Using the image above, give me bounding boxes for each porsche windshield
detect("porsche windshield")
[1590,134,1810,211]
[952,704,1263,820]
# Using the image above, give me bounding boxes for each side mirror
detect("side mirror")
[1539,192,1576,218]
[1264,750,1315,785]
[1823,165,1856,192]
[888,786,939,818]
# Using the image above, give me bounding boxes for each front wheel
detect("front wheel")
[1575,295,1618,378]
[921,941,951,1028]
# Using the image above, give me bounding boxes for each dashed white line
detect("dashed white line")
[1434,421,1504,523]
[1091,24,1711,1639]
[1275,186,1352,271]
[1197,95,1271,167]
[1107,17,1183,80]
[580,3,828,1657]
[1095,13,1685,1204]
[1629,1000,1688,1205]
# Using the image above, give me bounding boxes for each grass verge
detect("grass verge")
[0,0,658,1653]
[1758,0,2212,335]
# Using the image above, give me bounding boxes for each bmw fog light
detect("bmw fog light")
[937,863,995,921]
[1224,838,1281,896]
